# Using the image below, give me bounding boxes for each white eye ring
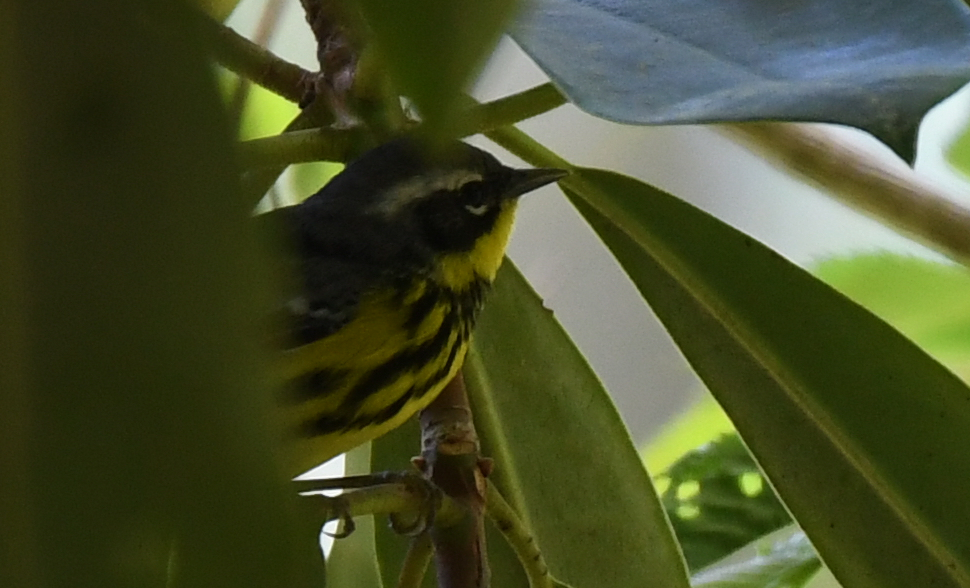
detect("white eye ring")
[464,203,489,216]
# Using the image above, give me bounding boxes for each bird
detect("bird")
[260,138,567,476]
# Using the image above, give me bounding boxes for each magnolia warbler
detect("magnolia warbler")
[262,139,566,476]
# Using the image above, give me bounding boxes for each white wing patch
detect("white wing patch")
[372,169,483,216]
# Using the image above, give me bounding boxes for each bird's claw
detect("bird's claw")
[320,494,356,538]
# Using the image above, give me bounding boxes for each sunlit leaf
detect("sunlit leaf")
[814,254,970,381]
[660,435,791,572]
[946,115,970,178]
[191,0,241,22]
[512,0,970,162]
[566,169,970,588]
[692,531,821,588]
[643,396,735,474]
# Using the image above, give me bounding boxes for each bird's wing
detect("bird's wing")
[257,206,391,349]
[288,256,386,346]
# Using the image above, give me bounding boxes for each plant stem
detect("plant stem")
[725,122,970,267]
[485,125,573,170]
[396,534,434,588]
[228,0,288,123]
[458,84,568,137]
[238,127,368,169]
[485,484,553,588]
[239,88,569,183]
[194,8,309,104]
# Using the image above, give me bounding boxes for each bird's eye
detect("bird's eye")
[459,180,490,216]
[464,203,489,216]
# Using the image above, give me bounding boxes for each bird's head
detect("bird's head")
[307,139,567,287]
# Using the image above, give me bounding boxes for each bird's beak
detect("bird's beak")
[504,167,569,199]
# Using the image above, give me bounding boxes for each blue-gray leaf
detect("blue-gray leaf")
[511,0,970,162]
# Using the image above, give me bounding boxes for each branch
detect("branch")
[416,373,492,588]
[193,7,309,104]
[238,85,568,172]
[456,84,568,138]
[237,127,368,169]
[724,122,970,267]
[227,0,289,122]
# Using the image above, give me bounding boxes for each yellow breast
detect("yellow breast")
[280,201,519,477]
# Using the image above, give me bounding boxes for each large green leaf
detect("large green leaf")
[465,262,691,588]
[814,254,970,382]
[349,0,520,133]
[0,2,319,588]
[565,169,970,588]
[511,0,970,162]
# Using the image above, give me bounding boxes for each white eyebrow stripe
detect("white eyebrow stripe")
[371,169,483,216]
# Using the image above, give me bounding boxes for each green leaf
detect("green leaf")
[691,531,821,588]
[660,435,791,572]
[0,2,319,587]
[350,0,520,132]
[191,0,241,22]
[643,396,735,474]
[566,169,970,588]
[511,0,970,162]
[946,115,970,178]
[465,261,691,588]
[813,254,970,382]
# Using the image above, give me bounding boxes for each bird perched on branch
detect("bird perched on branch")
[261,138,566,475]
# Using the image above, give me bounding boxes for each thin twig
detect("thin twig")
[396,534,435,588]
[485,484,553,588]
[724,122,970,267]
[237,126,367,169]
[239,86,568,171]
[194,7,309,104]
[457,84,567,137]
[228,0,289,122]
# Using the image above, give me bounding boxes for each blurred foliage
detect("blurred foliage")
[659,435,792,572]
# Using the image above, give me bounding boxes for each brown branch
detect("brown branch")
[724,122,970,267]
[297,0,361,119]
[228,0,289,122]
[193,7,309,104]
[416,373,491,588]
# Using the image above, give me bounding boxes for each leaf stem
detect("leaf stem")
[396,534,434,588]
[485,125,573,170]
[725,122,970,267]
[238,127,368,169]
[458,84,568,137]
[485,484,553,588]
